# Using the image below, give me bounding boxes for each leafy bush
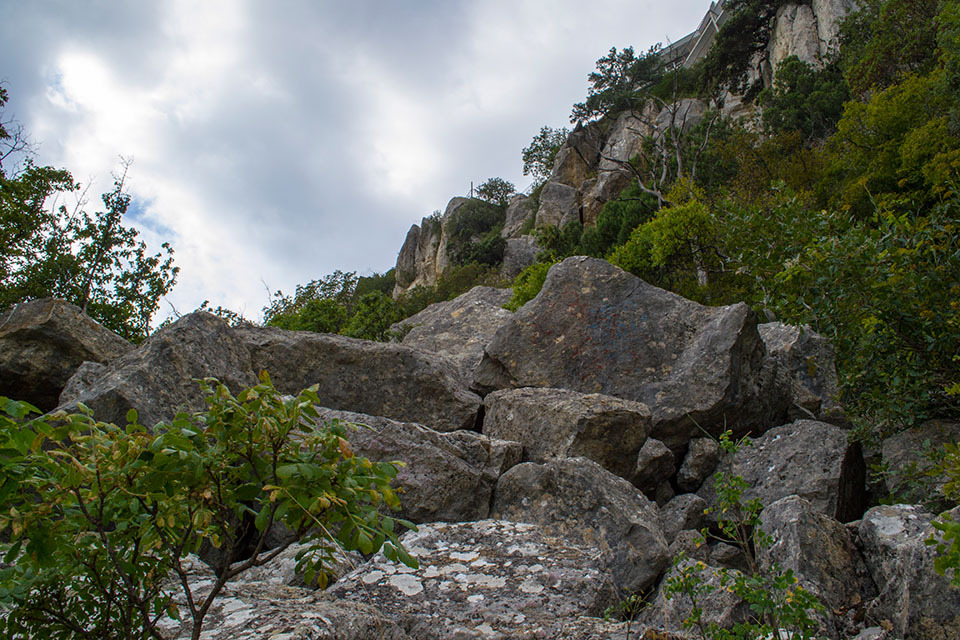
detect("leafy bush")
[759,56,849,141]
[0,375,416,640]
[522,126,569,185]
[397,262,507,318]
[446,198,508,268]
[475,177,516,207]
[504,261,555,311]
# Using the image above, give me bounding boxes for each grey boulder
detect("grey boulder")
[474,257,785,449]
[235,325,482,432]
[483,387,651,480]
[881,419,960,511]
[57,312,256,428]
[491,457,669,593]
[0,298,132,411]
[676,436,721,492]
[858,504,960,640]
[699,420,866,522]
[316,408,521,523]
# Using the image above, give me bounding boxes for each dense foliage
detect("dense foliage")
[0,88,178,341]
[571,45,664,123]
[522,126,569,185]
[0,375,416,639]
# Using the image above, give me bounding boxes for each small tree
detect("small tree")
[522,126,569,185]
[571,45,664,124]
[0,374,417,640]
[475,177,516,207]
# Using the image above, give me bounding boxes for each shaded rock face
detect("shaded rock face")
[315,408,521,524]
[491,457,669,593]
[235,325,482,432]
[550,122,603,188]
[699,419,866,523]
[535,180,581,228]
[394,223,421,292]
[760,496,876,639]
[769,0,857,72]
[759,322,845,424]
[483,387,651,480]
[858,504,960,640]
[327,520,617,639]
[654,98,707,135]
[0,298,133,411]
[660,493,709,541]
[677,437,721,492]
[58,312,257,428]
[633,437,675,494]
[396,286,513,381]
[475,257,785,448]
[881,420,960,512]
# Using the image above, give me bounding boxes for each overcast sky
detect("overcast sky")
[2,0,711,323]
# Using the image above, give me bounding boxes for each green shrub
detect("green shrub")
[504,261,555,311]
[0,375,416,640]
[447,199,507,268]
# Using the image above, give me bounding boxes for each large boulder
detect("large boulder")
[699,420,866,522]
[327,520,617,639]
[0,298,133,411]
[474,257,785,449]
[760,496,877,638]
[632,437,675,494]
[57,312,257,428]
[501,193,535,239]
[660,493,710,541]
[881,420,960,511]
[858,504,960,640]
[759,322,845,424]
[501,236,539,280]
[395,286,513,380]
[315,408,521,523]
[677,437,721,492]
[235,326,481,432]
[491,457,669,593]
[483,387,651,480]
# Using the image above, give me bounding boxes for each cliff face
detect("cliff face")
[390,0,858,299]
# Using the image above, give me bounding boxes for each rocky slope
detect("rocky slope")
[5,255,958,639]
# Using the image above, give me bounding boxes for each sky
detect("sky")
[1,0,711,323]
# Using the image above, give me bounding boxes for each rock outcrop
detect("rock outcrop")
[475,257,786,448]
[880,420,960,511]
[0,298,133,411]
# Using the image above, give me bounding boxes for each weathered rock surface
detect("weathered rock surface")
[474,257,785,448]
[549,122,602,188]
[483,387,651,480]
[236,325,482,432]
[327,520,617,639]
[699,420,866,522]
[633,437,675,493]
[759,322,845,424]
[392,198,465,297]
[858,504,960,640]
[57,312,256,428]
[677,437,721,492]
[0,298,133,411]
[760,496,876,638]
[395,286,513,380]
[491,457,668,593]
[394,224,422,292]
[881,420,960,511]
[660,494,709,541]
[315,407,521,523]
[654,98,707,135]
[158,556,411,640]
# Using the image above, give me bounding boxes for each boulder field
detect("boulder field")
[2,256,958,639]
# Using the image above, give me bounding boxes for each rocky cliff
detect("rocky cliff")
[4,255,958,638]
